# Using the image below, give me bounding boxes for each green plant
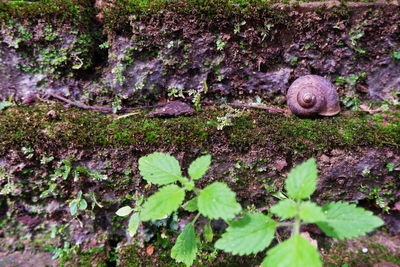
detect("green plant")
[208,106,241,130]
[51,159,73,180]
[112,62,125,86]
[167,86,184,98]
[216,39,225,51]
[44,241,77,266]
[215,158,383,267]
[335,72,366,90]
[117,152,241,266]
[348,25,366,55]
[366,186,391,213]
[40,155,54,165]
[392,49,400,61]
[115,195,144,237]
[69,190,87,216]
[290,56,298,66]
[187,89,202,111]
[0,95,14,111]
[234,20,246,34]
[386,163,395,172]
[21,146,34,159]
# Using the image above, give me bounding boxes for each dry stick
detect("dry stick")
[46,92,113,112]
[46,93,286,115]
[115,112,141,120]
[46,92,168,112]
[227,103,286,114]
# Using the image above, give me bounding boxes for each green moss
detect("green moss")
[0,0,92,22]
[0,105,399,156]
[104,0,381,32]
[118,233,263,266]
[324,239,400,266]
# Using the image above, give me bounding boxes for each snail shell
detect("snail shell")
[286,75,340,117]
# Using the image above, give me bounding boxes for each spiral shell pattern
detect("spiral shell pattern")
[287,75,340,117]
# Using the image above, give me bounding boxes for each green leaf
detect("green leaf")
[69,201,78,216]
[215,213,276,255]
[188,155,211,180]
[299,201,325,223]
[78,199,87,210]
[316,202,384,239]
[198,182,242,220]
[140,184,185,221]
[138,152,182,185]
[171,223,197,267]
[116,206,133,217]
[0,101,12,111]
[183,197,198,212]
[63,164,72,180]
[285,158,317,200]
[204,222,213,243]
[270,199,297,220]
[261,234,321,267]
[128,213,140,237]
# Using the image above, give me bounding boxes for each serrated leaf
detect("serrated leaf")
[261,234,321,267]
[285,158,317,200]
[204,222,213,243]
[316,202,384,239]
[198,182,242,220]
[140,184,185,221]
[116,206,133,217]
[188,155,211,180]
[183,197,198,212]
[299,201,325,223]
[215,213,276,255]
[270,199,297,220]
[171,223,197,267]
[138,152,182,185]
[128,213,140,237]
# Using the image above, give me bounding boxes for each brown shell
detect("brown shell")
[286,75,340,117]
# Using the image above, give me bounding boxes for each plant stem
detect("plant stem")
[193,188,201,196]
[293,200,301,236]
[192,212,201,224]
[276,222,294,227]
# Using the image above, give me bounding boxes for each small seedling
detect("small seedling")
[0,95,14,111]
[216,159,383,267]
[216,39,226,50]
[69,191,87,216]
[22,146,34,159]
[118,152,241,266]
[115,195,144,237]
[118,155,383,267]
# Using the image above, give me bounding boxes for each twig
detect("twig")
[46,92,168,113]
[115,112,140,120]
[45,92,286,116]
[227,103,286,114]
[46,92,113,112]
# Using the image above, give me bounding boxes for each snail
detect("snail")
[286,75,340,117]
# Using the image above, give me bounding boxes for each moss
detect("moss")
[118,234,263,266]
[0,0,93,23]
[323,239,400,266]
[103,0,381,33]
[0,104,399,157]
[228,111,400,154]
